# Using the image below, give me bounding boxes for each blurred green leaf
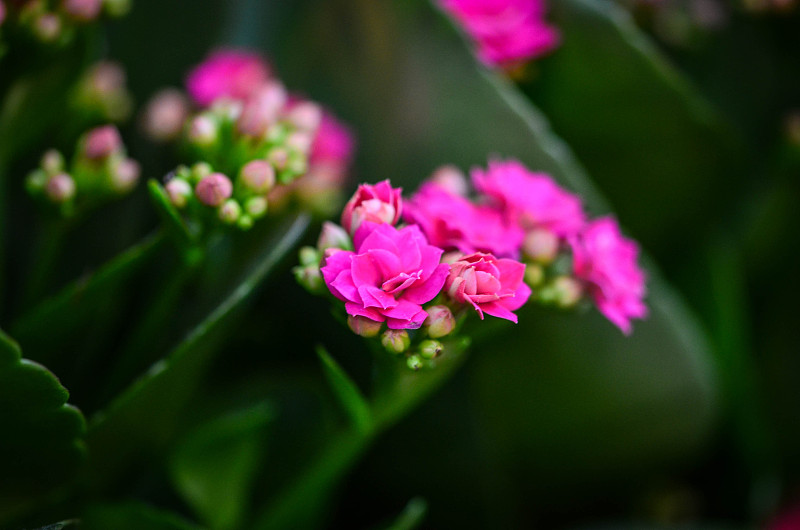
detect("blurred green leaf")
[86,213,310,490]
[170,403,273,530]
[81,501,201,530]
[376,497,427,530]
[316,345,372,435]
[0,329,86,522]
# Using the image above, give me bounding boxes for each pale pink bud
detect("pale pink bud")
[341,180,402,234]
[285,101,322,132]
[236,82,287,137]
[34,13,62,42]
[551,276,583,308]
[244,196,268,218]
[141,89,190,142]
[286,131,314,154]
[238,160,275,193]
[268,148,289,172]
[84,125,122,160]
[187,115,218,147]
[165,178,192,208]
[45,173,76,203]
[195,173,232,207]
[381,329,410,354]
[217,199,241,224]
[63,0,102,21]
[347,315,382,338]
[522,228,560,263]
[110,158,140,192]
[424,305,455,339]
[350,200,397,234]
[316,222,351,251]
[430,165,468,196]
[41,150,65,175]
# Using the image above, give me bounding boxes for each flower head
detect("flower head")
[569,217,647,334]
[445,252,530,323]
[311,111,355,170]
[186,49,271,107]
[341,180,403,234]
[321,223,450,330]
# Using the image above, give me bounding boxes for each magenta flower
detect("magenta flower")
[403,182,524,258]
[439,0,560,68]
[569,217,648,335]
[341,180,403,234]
[445,252,531,323]
[321,223,450,330]
[311,111,355,170]
[472,159,585,237]
[185,49,271,107]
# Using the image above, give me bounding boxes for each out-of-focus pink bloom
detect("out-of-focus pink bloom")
[445,252,530,323]
[341,180,402,234]
[321,223,450,330]
[311,111,355,169]
[195,172,233,207]
[141,89,190,142]
[63,0,102,21]
[0,2,6,27]
[569,217,648,334]
[403,181,524,258]
[84,125,122,160]
[430,165,469,196]
[472,159,585,237]
[236,81,287,137]
[439,0,560,68]
[185,49,271,107]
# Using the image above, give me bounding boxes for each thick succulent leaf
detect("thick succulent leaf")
[0,329,86,519]
[86,213,310,490]
[316,345,372,435]
[169,403,273,530]
[81,502,201,530]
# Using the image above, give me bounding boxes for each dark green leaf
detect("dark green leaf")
[316,345,372,435]
[81,501,201,530]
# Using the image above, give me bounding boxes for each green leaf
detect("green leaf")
[170,403,273,530]
[81,501,201,530]
[316,345,372,435]
[86,213,310,490]
[0,329,86,521]
[375,497,427,530]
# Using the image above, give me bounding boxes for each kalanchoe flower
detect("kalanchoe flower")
[45,173,76,203]
[141,89,190,142]
[236,81,288,138]
[186,49,271,107]
[321,223,450,330]
[83,125,122,160]
[238,160,276,194]
[445,252,531,323]
[568,217,648,334]
[195,173,233,207]
[403,181,524,258]
[310,111,355,170]
[429,165,469,196]
[472,159,585,237]
[341,180,403,235]
[438,0,560,69]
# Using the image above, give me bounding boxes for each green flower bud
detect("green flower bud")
[298,246,321,267]
[406,354,424,371]
[244,196,268,218]
[347,315,382,338]
[217,199,241,224]
[419,340,443,360]
[424,305,455,339]
[381,330,410,354]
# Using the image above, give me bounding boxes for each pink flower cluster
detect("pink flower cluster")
[319,159,648,335]
[438,0,560,68]
[185,49,271,108]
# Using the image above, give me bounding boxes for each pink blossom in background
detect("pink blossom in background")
[311,111,355,169]
[0,2,6,27]
[321,223,450,329]
[472,159,585,236]
[445,252,531,323]
[341,180,402,234]
[569,217,648,335]
[185,49,271,107]
[439,0,560,68]
[403,181,524,258]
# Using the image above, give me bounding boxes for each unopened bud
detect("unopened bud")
[381,329,410,354]
[187,115,218,147]
[110,158,140,192]
[165,178,192,208]
[268,148,289,172]
[286,152,308,176]
[286,131,314,154]
[430,165,468,196]
[191,162,213,182]
[195,173,232,207]
[64,0,102,21]
[285,101,322,132]
[552,276,583,308]
[244,196,268,218]
[239,160,275,193]
[298,246,320,266]
[217,199,241,224]
[33,13,62,42]
[237,82,287,137]
[237,214,254,230]
[524,263,544,287]
[406,354,424,371]
[294,264,323,293]
[26,170,48,192]
[41,150,65,175]
[347,315,382,338]
[419,339,443,359]
[102,0,131,17]
[84,125,122,160]
[522,228,559,263]
[317,222,351,251]
[45,173,76,203]
[141,89,190,142]
[424,305,455,338]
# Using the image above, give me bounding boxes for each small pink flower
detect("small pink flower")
[311,111,355,170]
[445,252,531,323]
[141,89,190,142]
[84,125,122,160]
[236,81,288,137]
[403,182,524,258]
[341,180,402,234]
[320,223,450,330]
[185,49,271,107]
[569,217,648,335]
[472,159,585,236]
[439,0,560,68]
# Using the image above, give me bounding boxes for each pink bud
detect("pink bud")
[110,158,140,192]
[268,148,289,172]
[84,125,122,160]
[217,199,241,224]
[286,131,314,154]
[187,115,218,146]
[165,178,192,208]
[347,315,382,338]
[63,0,102,21]
[41,150,65,175]
[381,329,410,354]
[0,2,7,27]
[45,173,76,203]
[430,165,468,196]
[141,89,190,142]
[34,13,62,42]
[341,180,403,234]
[316,222,351,251]
[285,101,322,132]
[236,82,287,137]
[424,305,455,338]
[522,228,560,263]
[238,160,275,193]
[195,173,232,207]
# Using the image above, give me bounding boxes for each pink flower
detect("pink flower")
[185,49,271,107]
[321,223,450,330]
[311,111,355,169]
[472,159,585,237]
[341,180,402,234]
[445,252,531,323]
[569,217,648,335]
[439,0,560,68]
[0,2,6,27]
[83,125,122,160]
[403,182,524,258]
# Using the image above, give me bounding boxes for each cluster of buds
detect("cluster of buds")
[26,125,140,215]
[2,0,129,45]
[70,61,133,123]
[145,49,354,232]
[298,161,648,369]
